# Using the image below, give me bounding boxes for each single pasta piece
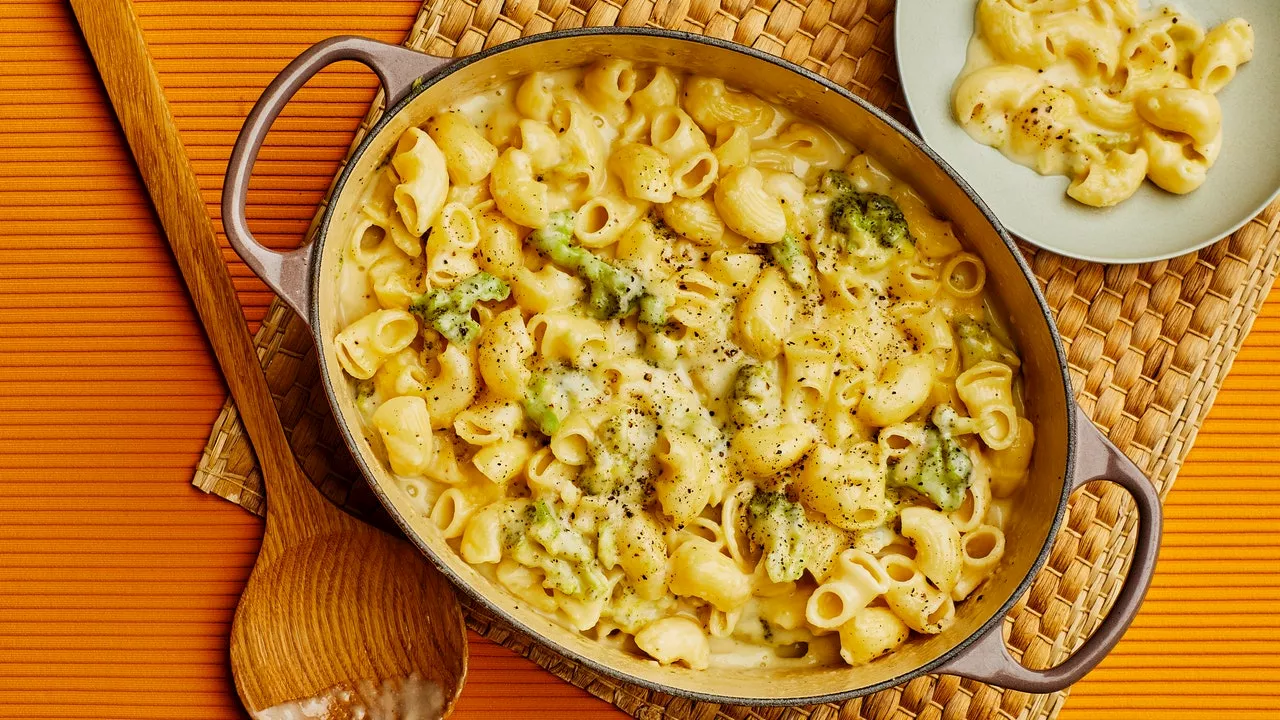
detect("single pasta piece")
[489,148,550,228]
[573,195,647,249]
[859,354,935,426]
[635,616,710,670]
[371,395,435,476]
[426,112,499,186]
[335,309,418,380]
[671,151,718,198]
[899,506,963,593]
[429,487,474,540]
[987,417,1036,497]
[659,196,723,247]
[472,436,536,486]
[391,128,449,237]
[1068,149,1149,208]
[838,606,911,666]
[952,524,1006,601]
[581,59,638,110]
[615,513,669,600]
[611,143,674,203]
[630,66,678,116]
[955,360,1019,450]
[653,430,713,526]
[731,423,817,478]
[734,266,794,360]
[714,166,788,245]
[421,344,480,430]
[794,444,886,531]
[881,553,956,634]
[805,549,891,630]
[511,119,562,171]
[667,538,752,612]
[1193,19,1254,94]
[650,107,708,162]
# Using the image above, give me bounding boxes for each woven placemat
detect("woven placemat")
[192,1,1280,718]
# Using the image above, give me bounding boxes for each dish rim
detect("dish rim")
[305,26,1077,705]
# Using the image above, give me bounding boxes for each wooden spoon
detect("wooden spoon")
[69,1,468,716]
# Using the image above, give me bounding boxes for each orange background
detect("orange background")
[0,1,1276,718]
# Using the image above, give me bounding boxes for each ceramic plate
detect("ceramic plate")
[894,0,1280,263]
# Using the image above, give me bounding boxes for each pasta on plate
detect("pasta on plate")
[952,0,1255,207]
[333,61,1035,670]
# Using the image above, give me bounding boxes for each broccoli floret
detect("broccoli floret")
[887,424,972,511]
[767,233,813,287]
[529,210,647,320]
[529,500,593,565]
[819,169,854,195]
[730,364,776,428]
[522,375,564,436]
[576,409,651,496]
[820,170,914,254]
[638,292,668,327]
[746,491,809,584]
[955,317,1021,372]
[409,271,509,344]
[605,583,677,634]
[519,500,609,599]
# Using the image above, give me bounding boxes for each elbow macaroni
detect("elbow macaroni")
[335,61,1036,672]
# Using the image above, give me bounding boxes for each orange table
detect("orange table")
[0,1,1276,718]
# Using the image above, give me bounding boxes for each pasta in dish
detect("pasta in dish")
[334,61,1034,670]
[952,0,1254,207]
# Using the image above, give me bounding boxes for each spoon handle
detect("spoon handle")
[69,0,336,533]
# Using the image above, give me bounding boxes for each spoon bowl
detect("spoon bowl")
[231,507,467,717]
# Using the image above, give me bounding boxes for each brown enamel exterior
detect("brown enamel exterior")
[222,30,1163,706]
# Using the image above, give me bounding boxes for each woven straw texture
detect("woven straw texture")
[189,1,1280,719]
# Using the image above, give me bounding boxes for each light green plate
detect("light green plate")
[894,0,1280,263]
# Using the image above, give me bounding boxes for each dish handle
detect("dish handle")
[222,36,452,321]
[936,403,1162,692]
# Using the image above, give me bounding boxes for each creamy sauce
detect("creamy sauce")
[252,675,444,720]
[333,61,1034,671]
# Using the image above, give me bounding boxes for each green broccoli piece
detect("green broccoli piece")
[576,409,650,496]
[529,500,593,565]
[746,491,809,584]
[730,364,775,428]
[409,271,509,344]
[604,582,676,634]
[955,317,1021,372]
[517,501,609,599]
[887,424,972,511]
[767,233,813,287]
[821,170,914,254]
[522,375,564,436]
[509,538,589,596]
[529,210,647,320]
[819,169,854,195]
[638,292,668,327]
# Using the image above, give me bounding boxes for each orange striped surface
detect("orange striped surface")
[0,1,1275,719]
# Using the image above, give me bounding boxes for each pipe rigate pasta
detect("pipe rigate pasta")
[391,128,449,237]
[334,60,1037,671]
[334,308,417,380]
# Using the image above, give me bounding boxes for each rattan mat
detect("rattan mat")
[190,1,1280,718]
